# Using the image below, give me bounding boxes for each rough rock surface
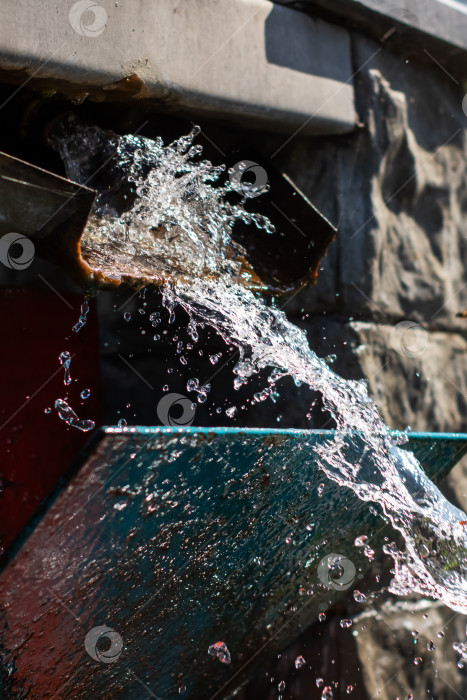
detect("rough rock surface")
[352,600,467,700]
[271,38,467,333]
[301,317,467,434]
[239,599,467,700]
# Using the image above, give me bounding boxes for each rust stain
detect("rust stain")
[101,73,150,98]
[0,67,150,104]
[262,434,288,448]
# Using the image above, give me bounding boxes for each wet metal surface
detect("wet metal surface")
[0,427,466,699]
[0,151,95,288]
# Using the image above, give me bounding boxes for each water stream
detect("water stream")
[52,119,467,616]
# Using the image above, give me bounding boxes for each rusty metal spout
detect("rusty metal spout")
[0,147,336,294]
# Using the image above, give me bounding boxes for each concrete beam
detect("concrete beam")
[0,0,356,134]
[278,0,467,76]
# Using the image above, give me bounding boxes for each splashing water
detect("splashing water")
[54,121,467,613]
[295,655,306,669]
[73,299,90,333]
[59,351,72,386]
[169,277,467,611]
[453,626,467,668]
[208,641,231,664]
[52,117,272,288]
[54,399,95,432]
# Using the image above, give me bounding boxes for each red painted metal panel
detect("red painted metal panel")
[0,286,100,552]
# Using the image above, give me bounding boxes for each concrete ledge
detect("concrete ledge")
[280,0,467,75]
[0,0,356,134]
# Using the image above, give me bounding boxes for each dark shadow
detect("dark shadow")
[264,4,352,82]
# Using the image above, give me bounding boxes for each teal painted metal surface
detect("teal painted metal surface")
[0,428,466,699]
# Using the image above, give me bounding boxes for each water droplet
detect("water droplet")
[353,590,366,603]
[453,639,467,666]
[187,378,199,392]
[80,388,91,400]
[59,351,72,386]
[354,535,368,547]
[55,399,95,432]
[427,640,435,651]
[319,613,326,622]
[340,619,353,629]
[295,655,306,669]
[163,384,169,391]
[44,407,52,414]
[208,641,231,664]
[278,681,285,692]
[124,312,131,321]
[73,299,89,333]
[233,376,245,390]
[346,686,354,694]
[118,418,127,428]
[316,677,324,687]
[437,631,445,638]
[321,686,333,699]
[413,657,422,665]
[226,406,237,418]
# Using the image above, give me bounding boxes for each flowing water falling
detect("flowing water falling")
[53,119,467,614]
